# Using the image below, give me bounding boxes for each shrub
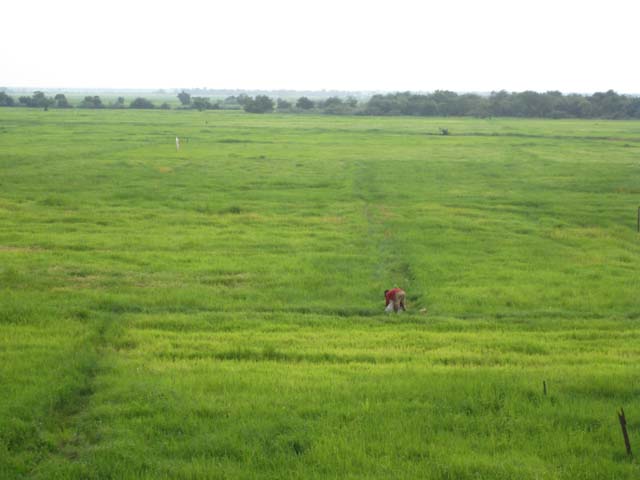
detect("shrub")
[129,97,155,109]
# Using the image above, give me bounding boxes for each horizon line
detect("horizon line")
[2,86,638,96]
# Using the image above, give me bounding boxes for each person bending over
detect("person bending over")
[385,288,406,313]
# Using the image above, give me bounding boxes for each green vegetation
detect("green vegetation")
[129,97,156,110]
[243,95,274,114]
[1,109,639,479]
[78,96,104,109]
[4,89,640,118]
[363,90,640,118]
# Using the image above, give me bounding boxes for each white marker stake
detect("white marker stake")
[176,137,180,151]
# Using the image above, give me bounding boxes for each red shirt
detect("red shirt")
[385,288,403,306]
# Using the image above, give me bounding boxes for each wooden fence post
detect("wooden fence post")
[618,408,632,456]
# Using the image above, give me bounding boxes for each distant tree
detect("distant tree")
[625,97,640,118]
[177,90,191,106]
[344,96,358,108]
[358,89,639,119]
[244,95,274,113]
[410,96,438,116]
[459,93,488,117]
[590,90,625,118]
[159,102,171,110]
[579,98,595,118]
[221,96,246,110]
[0,92,15,106]
[544,90,565,118]
[296,96,314,109]
[364,94,397,115]
[488,90,513,117]
[17,91,54,109]
[236,94,250,106]
[53,93,71,108]
[512,91,552,117]
[129,97,155,109]
[430,90,459,116]
[320,96,353,114]
[32,91,48,107]
[277,98,292,110]
[109,96,126,109]
[191,97,212,111]
[323,97,343,108]
[79,96,104,108]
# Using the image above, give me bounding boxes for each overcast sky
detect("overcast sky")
[2,0,639,93]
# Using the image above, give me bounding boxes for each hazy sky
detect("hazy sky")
[2,0,639,93]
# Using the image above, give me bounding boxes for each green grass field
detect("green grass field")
[1,108,639,479]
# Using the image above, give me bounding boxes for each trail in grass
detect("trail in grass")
[352,159,421,310]
[24,315,120,479]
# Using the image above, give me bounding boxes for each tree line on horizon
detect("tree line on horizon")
[1,89,639,119]
[0,91,171,110]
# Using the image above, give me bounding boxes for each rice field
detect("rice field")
[1,108,639,478]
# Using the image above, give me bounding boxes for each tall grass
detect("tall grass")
[0,108,639,478]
